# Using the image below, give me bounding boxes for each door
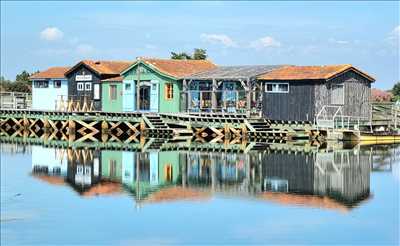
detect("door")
[123,80,135,112]
[139,85,151,110]
[150,80,159,112]
[122,151,135,186]
[223,82,237,113]
[149,152,159,185]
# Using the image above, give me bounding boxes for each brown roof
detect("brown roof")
[66,60,134,76]
[29,66,70,80]
[82,182,122,197]
[145,186,211,203]
[101,76,124,82]
[31,174,66,186]
[258,64,375,82]
[133,58,217,78]
[258,192,350,212]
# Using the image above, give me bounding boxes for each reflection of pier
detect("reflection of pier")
[26,143,377,211]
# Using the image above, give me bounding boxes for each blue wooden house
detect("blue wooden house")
[29,66,70,110]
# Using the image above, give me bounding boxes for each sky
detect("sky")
[1,1,399,89]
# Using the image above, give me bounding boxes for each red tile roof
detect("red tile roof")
[133,58,217,78]
[145,186,211,203]
[258,64,375,82]
[29,66,70,80]
[82,182,122,197]
[66,60,134,76]
[101,76,124,82]
[258,192,350,212]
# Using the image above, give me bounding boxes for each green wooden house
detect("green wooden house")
[121,58,216,113]
[101,76,124,112]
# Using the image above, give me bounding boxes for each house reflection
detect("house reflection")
[30,144,376,211]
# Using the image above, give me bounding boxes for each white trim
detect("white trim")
[265,83,289,93]
[93,84,100,100]
[85,82,92,91]
[77,82,84,91]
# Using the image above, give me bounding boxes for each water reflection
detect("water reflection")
[22,142,398,212]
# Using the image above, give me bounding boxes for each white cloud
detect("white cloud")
[250,36,281,49]
[329,38,349,45]
[76,44,95,55]
[200,33,237,47]
[40,27,64,41]
[384,25,399,50]
[391,25,400,38]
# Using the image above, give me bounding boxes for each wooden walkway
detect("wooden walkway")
[0,109,306,144]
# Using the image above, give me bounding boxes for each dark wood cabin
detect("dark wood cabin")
[262,149,370,206]
[257,65,375,122]
[65,60,132,111]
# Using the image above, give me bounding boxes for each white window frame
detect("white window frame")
[53,80,61,88]
[93,83,100,100]
[265,83,289,93]
[77,82,84,91]
[85,82,92,91]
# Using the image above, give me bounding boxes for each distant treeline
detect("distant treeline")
[0,71,35,93]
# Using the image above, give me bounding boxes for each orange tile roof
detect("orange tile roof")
[136,58,217,78]
[101,76,124,82]
[29,66,70,80]
[145,186,211,203]
[258,192,349,212]
[31,174,66,185]
[258,64,375,82]
[66,60,134,76]
[82,182,122,197]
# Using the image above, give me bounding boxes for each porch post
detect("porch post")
[212,78,217,112]
[136,61,141,111]
[188,80,192,113]
[182,79,188,112]
[246,78,251,117]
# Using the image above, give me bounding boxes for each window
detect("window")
[265,83,289,93]
[93,84,100,100]
[109,85,117,100]
[85,82,92,91]
[33,80,49,88]
[125,83,131,91]
[77,83,84,91]
[53,80,61,88]
[165,83,173,100]
[331,83,344,105]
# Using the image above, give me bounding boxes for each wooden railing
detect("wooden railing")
[0,91,31,109]
[55,95,94,112]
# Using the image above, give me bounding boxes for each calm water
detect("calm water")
[1,142,399,245]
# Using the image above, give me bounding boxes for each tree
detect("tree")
[193,48,207,60]
[15,70,31,82]
[392,82,400,101]
[171,52,192,60]
[170,48,208,60]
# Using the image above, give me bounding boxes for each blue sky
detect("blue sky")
[1,1,399,89]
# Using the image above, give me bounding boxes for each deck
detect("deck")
[0,107,398,144]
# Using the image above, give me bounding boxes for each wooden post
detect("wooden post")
[68,120,76,142]
[101,121,108,134]
[212,79,217,112]
[182,79,188,112]
[246,79,251,117]
[136,60,141,111]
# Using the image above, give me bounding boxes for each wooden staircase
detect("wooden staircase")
[144,114,174,138]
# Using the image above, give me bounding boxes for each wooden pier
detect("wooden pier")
[1,108,398,144]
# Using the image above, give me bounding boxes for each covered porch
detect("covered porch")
[182,65,283,116]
